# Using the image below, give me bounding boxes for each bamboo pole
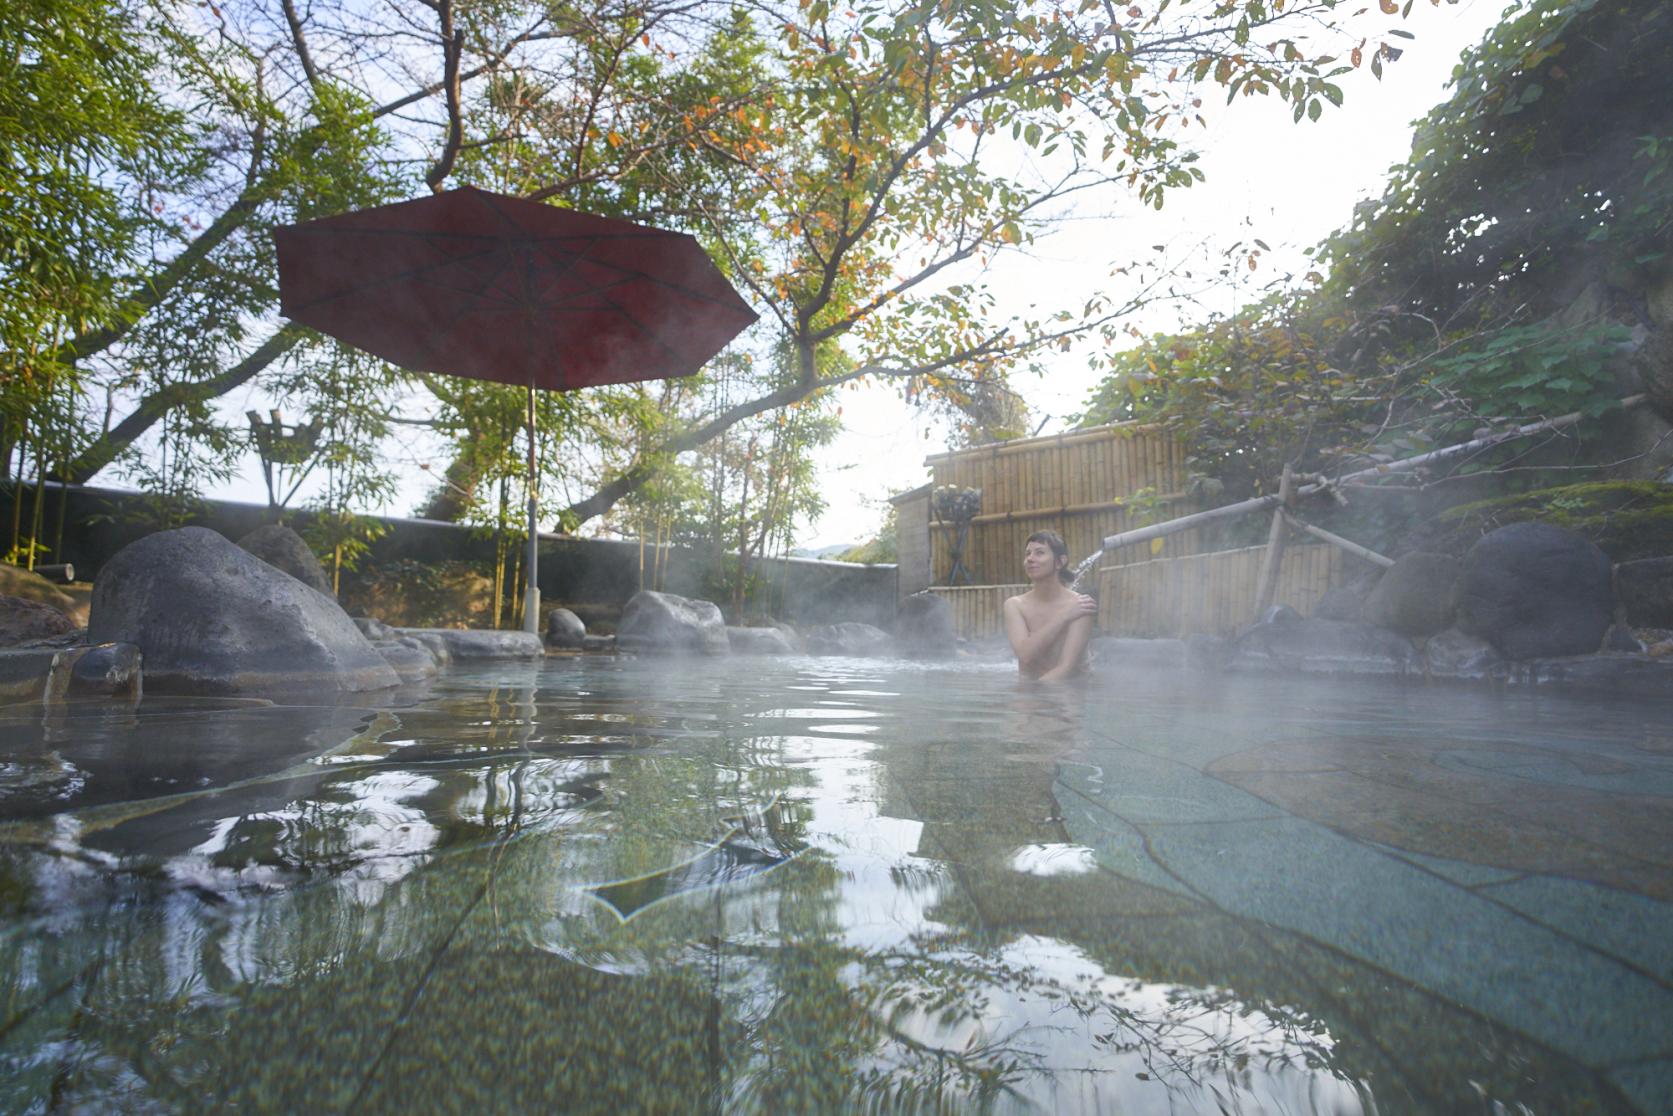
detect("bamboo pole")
[1100,492,1284,552]
[1100,395,1650,555]
[1253,465,1295,615]
[1283,511,1395,568]
[1333,394,1648,488]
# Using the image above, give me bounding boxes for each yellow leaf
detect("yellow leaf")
[1150,537,1165,556]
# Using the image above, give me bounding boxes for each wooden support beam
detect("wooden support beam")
[1253,464,1295,616]
[1283,511,1395,568]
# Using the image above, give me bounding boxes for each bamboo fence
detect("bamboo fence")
[926,422,1200,585]
[930,543,1342,641]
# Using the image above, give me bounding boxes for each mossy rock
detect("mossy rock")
[1411,481,1673,562]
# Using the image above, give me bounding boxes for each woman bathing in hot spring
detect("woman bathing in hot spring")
[1002,530,1095,681]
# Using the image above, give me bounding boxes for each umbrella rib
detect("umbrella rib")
[565,239,757,312]
[586,302,691,368]
[283,234,512,312]
[285,226,752,317]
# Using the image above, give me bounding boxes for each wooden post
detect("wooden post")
[523,380,539,634]
[1253,464,1295,617]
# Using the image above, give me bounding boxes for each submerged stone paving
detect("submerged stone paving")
[0,657,1669,1112]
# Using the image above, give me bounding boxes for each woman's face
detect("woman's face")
[1023,540,1062,582]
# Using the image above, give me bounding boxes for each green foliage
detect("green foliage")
[1423,320,1633,427]
[1319,0,1673,324]
[1431,481,1673,560]
[6,0,1398,551]
[0,0,189,348]
[1078,292,1389,495]
[835,505,897,564]
[1079,0,1671,506]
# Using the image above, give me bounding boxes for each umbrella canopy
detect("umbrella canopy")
[273,185,756,389]
[273,186,758,634]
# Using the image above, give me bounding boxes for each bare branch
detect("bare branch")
[280,0,322,90]
[425,1,465,193]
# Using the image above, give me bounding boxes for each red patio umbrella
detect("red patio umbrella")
[273,186,758,632]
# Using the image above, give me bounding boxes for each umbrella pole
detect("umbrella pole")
[524,379,540,634]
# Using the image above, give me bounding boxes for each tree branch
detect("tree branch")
[425,1,465,193]
[280,0,321,90]
[56,327,306,484]
[561,331,1014,526]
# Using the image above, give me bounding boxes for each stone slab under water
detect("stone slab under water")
[1,657,1670,1113]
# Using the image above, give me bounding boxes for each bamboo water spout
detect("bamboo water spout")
[1067,549,1104,592]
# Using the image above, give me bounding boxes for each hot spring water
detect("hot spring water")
[1,654,1670,1113]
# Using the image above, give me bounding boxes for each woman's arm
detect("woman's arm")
[1038,611,1094,681]
[1004,595,1094,675]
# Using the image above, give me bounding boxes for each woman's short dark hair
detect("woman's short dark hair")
[1025,529,1074,585]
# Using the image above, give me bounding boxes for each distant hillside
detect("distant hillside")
[789,543,859,559]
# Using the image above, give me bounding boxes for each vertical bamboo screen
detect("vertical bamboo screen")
[929,544,1343,641]
[926,423,1201,586]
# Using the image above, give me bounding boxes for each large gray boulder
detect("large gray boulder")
[88,527,399,695]
[1422,627,1505,680]
[546,607,586,649]
[616,591,728,655]
[1228,617,1420,677]
[727,626,796,655]
[397,628,544,659]
[1616,557,1673,628]
[1453,522,1614,660]
[374,636,443,683]
[1363,552,1460,637]
[1311,586,1365,623]
[894,591,956,658]
[805,621,893,657]
[237,523,334,597]
[1505,653,1673,698]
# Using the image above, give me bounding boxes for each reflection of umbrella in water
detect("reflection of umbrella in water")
[274,186,758,630]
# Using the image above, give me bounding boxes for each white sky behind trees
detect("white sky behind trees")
[204,0,1507,550]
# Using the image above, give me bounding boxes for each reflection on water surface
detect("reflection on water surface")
[2,656,1671,1112]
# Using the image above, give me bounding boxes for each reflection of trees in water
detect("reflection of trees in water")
[0,662,1631,1113]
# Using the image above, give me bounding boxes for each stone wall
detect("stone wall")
[9,483,896,628]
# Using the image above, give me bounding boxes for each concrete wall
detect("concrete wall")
[6,483,897,628]
[892,488,931,599]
